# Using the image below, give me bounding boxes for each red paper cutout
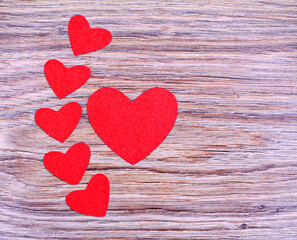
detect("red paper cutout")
[43,142,90,185]
[35,102,82,143]
[44,59,91,99]
[66,174,110,217]
[68,15,112,56]
[87,87,178,165]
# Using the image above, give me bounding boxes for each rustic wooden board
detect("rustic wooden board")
[1,0,297,239]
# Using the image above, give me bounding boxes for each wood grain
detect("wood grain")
[1,0,297,239]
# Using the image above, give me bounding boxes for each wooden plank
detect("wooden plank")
[1,0,297,239]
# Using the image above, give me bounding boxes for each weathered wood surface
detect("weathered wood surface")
[1,0,297,239]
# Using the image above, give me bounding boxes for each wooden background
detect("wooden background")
[1,0,297,239]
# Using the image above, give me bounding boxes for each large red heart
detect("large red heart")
[35,102,82,143]
[66,174,110,217]
[43,142,90,185]
[44,59,91,99]
[87,87,178,165]
[68,15,112,56]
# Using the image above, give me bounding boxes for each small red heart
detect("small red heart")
[44,59,91,99]
[68,15,112,56]
[35,102,82,143]
[66,174,110,217]
[43,142,90,185]
[87,87,178,165]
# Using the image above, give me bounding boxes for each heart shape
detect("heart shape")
[66,174,110,217]
[44,59,91,99]
[87,87,178,165]
[68,15,112,56]
[43,142,90,185]
[35,102,82,143]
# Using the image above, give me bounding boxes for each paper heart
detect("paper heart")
[35,102,82,143]
[68,15,112,55]
[87,87,178,165]
[43,142,90,185]
[66,174,110,217]
[44,59,91,99]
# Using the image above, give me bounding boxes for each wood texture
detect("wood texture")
[1,0,297,239]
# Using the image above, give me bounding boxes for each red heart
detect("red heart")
[87,87,178,165]
[68,15,112,56]
[66,174,110,217]
[43,142,90,185]
[44,59,91,99]
[35,102,82,143]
